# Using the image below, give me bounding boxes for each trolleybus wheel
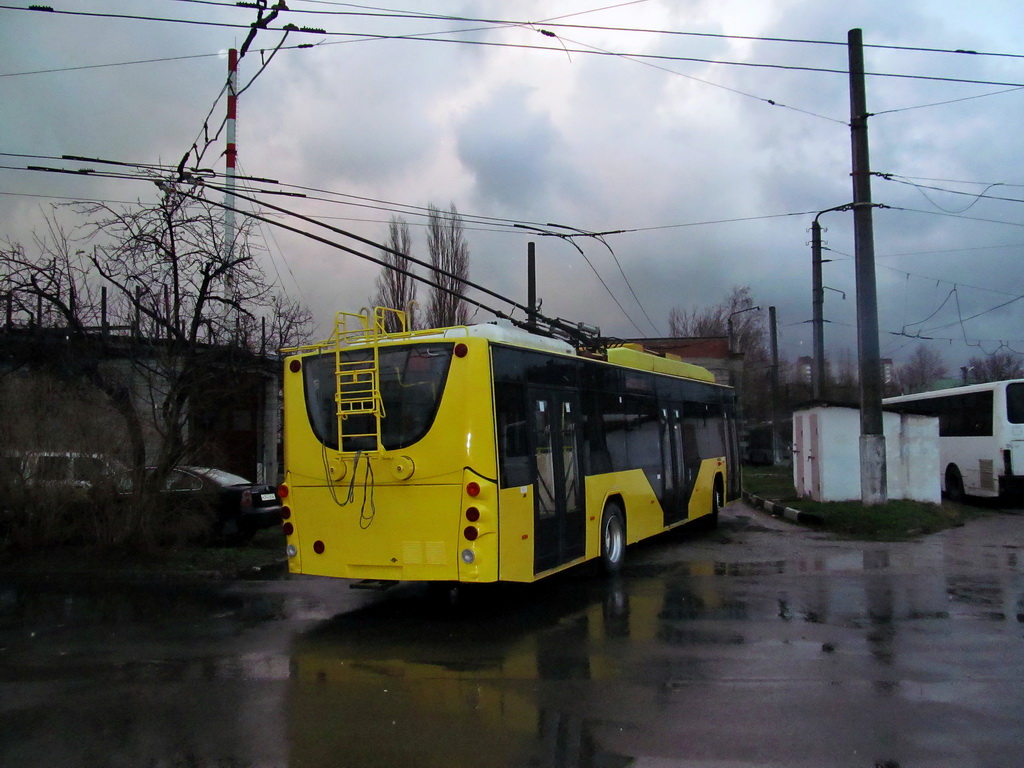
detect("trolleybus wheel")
[704,477,723,531]
[600,501,626,575]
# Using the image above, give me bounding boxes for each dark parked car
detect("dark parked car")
[151,466,284,544]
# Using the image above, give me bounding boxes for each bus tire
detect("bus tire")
[600,501,626,575]
[945,465,966,503]
[706,476,723,530]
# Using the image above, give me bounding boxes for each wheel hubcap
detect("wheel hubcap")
[605,517,623,561]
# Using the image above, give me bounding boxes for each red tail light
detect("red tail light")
[241,489,252,507]
[278,483,289,499]
[465,506,480,522]
[466,481,480,497]
[463,526,479,541]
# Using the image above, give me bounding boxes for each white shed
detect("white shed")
[792,405,940,503]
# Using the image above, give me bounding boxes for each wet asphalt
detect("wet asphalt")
[0,501,1021,768]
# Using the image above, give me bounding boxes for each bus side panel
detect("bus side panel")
[584,469,667,551]
[687,457,726,521]
[288,483,463,581]
[942,436,1000,498]
[497,485,535,582]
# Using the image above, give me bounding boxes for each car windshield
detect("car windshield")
[303,342,453,451]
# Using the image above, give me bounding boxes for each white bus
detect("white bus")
[884,379,1024,500]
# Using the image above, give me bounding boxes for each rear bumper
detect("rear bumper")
[241,507,284,531]
[999,475,1024,498]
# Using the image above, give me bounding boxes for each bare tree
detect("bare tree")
[1,191,312,523]
[370,215,418,331]
[2,214,151,470]
[668,286,765,356]
[424,202,470,328]
[829,346,859,401]
[668,286,769,419]
[964,350,1023,383]
[892,344,947,394]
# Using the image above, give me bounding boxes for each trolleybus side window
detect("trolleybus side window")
[495,381,530,488]
[533,398,556,519]
[624,394,661,495]
[598,393,631,473]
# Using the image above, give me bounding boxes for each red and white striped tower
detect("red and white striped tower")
[225,48,238,258]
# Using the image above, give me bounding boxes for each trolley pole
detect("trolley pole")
[848,28,887,505]
[527,241,537,331]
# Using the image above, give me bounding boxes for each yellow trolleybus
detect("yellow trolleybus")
[279,307,738,584]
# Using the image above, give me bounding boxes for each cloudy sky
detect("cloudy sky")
[2,0,1023,372]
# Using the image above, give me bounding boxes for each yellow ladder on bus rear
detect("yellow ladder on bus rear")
[332,308,408,452]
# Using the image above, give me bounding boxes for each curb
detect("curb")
[742,490,824,526]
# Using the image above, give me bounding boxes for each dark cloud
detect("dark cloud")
[2,1,1023,368]
[454,85,569,210]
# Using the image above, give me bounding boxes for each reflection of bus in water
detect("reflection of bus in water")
[288,567,733,767]
[884,379,1024,500]
[280,307,738,584]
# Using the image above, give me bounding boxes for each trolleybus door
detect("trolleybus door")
[530,389,586,573]
[661,407,687,526]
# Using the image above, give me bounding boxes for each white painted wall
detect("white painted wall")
[792,406,940,503]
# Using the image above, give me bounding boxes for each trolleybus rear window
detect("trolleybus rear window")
[303,343,453,450]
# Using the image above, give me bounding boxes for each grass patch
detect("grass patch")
[741,463,990,541]
[742,465,800,502]
[786,498,986,540]
[0,527,286,579]
[153,528,286,574]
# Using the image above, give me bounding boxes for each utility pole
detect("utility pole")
[225,48,238,256]
[769,306,781,465]
[727,306,760,354]
[848,28,887,505]
[811,218,825,401]
[810,204,850,400]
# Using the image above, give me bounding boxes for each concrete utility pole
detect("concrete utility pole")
[225,48,238,256]
[811,204,851,400]
[769,306,781,464]
[848,28,887,505]
[811,218,825,400]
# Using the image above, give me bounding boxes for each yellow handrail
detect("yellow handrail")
[331,309,397,453]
